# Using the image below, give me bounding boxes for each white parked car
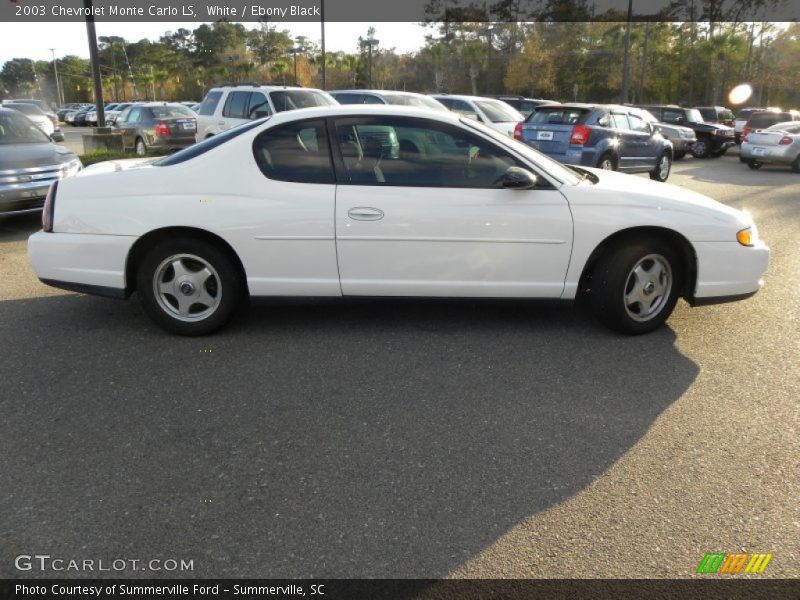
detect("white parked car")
[194,84,337,142]
[28,105,769,336]
[432,94,524,137]
[740,121,800,171]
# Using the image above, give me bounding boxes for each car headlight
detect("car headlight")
[59,159,82,179]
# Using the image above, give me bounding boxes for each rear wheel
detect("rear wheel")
[136,238,244,335]
[649,152,672,182]
[597,152,617,171]
[590,239,682,335]
[747,159,762,170]
[792,155,800,173]
[135,137,147,156]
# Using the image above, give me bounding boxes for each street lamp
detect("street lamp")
[290,47,303,85]
[360,38,379,88]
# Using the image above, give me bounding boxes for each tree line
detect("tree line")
[1,19,798,109]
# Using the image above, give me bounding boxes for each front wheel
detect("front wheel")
[590,240,682,335]
[691,139,710,158]
[136,238,244,335]
[135,137,147,156]
[649,153,672,182]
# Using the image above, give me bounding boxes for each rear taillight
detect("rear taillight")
[513,121,522,140]
[154,121,170,136]
[569,124,591,145]
[742,128,749,142]
[779,136,793,145]
[42,180,57,233]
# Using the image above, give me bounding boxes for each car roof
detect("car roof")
[209,85,324,93]
[264,103,463,125]
[331,89,427,97]
[432,94,505,102]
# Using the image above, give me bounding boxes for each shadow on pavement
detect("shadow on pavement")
[0,294,698,577]
[0,213,41,244]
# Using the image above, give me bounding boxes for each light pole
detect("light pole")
[83,0,105,128]
[360,38,379,88]
[291,47,303,85]
[620,0,633,104]
[49,49,63,106]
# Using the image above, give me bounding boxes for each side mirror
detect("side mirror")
[463,112,480,121]
[50,132,64,142]
[500,166,538,190]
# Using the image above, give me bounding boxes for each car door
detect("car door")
[610,112,638,171]
[116,107,139,149]
[331,116,573,297]
[247,118,340,295]
[626,112,659,169]
[219,90,250,131]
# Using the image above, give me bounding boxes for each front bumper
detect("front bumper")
[0,182,50,215]
[711,137,735,152]
[28,231,134,293]
[692,240,770,301]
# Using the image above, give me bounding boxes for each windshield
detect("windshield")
[0,110,52,144]
[384,94,449,112]
[461,117,581,186]
[151,105,196,119]
[154,118,268,166]
[686,109,704,123]
[7,103,43,116]
[474,100,523,123]
[269,90,336,113]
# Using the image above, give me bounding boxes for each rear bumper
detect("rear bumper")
[740,144,797,163]
[693,240,770,300]
[28,231,135,293]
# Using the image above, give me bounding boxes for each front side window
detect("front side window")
[383,95,449,112]
[223,91,250,119]
[333,116,525,188]
[127,107,143,123]
[247,92,271,119]
[661,109,684,124]
[252,119,334,183]
[611,114,630,130]
[627,113,650,133]
[198,91,223,116]
[331,93,363,105]
[116,107,131,123]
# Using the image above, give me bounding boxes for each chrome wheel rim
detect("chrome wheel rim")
[694,141,706,155]
[153,254,221,322]
[600,158,614,170]
[623,254,672,322]
[136,141,146,156]
[659,156,670,179]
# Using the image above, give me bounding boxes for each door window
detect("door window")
[247,92,271,119]
[127,107,143,123]
[611,114,630,130]
[198,91,223,116]
[223,91,250,119]
[627,113,650,133]
[333,117,525,188]
[252,119,334,184]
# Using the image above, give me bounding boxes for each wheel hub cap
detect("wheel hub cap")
[623,254,673,322]
[153,253,222,323]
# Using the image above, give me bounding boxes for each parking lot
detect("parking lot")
[0,151,797,579]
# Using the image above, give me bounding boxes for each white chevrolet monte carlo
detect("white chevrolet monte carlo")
[28,105,769,336]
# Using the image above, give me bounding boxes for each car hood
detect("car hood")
[79,157,158,176]
[578,166,750,227]
[0,143,76,170]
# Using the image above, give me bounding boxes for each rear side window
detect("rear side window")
[223,91,250,119]
[332,93,363,104]
[529,108,587,125]
[269,91,335,113]
[749,113,789,128]
[198,91,223,116]
[252,119,334,183]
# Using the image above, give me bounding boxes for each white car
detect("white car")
[28,105,769,336]
[195,84,337,142]
[433,94,524,137]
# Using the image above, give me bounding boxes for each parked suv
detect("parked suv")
[195,84,337,141]
[733,107,780,144]
[640,105,734,158]
[695,106,735,127]
[516,103,673,181]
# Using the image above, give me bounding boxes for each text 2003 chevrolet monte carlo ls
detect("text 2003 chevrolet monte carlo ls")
[28,105,769,336]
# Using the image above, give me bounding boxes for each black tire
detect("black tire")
[649,152,672,182]
[597,152,617,171]
[716,148,728,156]
[739,155,747,163]
[792,156,800,173]
[136,237,244,336]
[135,137,147,157]
[590,238,682,335]
[747,159,762,170]
[691,138,710,158]
[674,151,686,160]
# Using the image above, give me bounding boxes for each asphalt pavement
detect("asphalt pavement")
[0,151,797,579]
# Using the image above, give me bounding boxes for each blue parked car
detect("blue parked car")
[515,103,674,181]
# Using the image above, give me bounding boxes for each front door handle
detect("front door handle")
[348,207,385,221]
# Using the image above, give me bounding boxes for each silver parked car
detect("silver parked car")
[639,109,697,159]
[740,121,800,171]
[0,107,82,216]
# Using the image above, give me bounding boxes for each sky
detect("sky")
[0,21,431,65]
